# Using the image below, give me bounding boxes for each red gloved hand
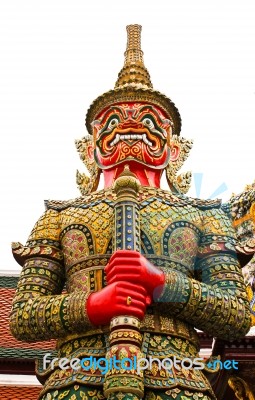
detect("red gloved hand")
[105,250,165,300]
[87,281,150,326]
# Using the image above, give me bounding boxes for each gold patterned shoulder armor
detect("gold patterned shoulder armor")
[44,188,116,211]
[12,208,63,267]
[226,182,255,325]
[227,181,255,256]
[44,197,85,211]
[137,186,222,210]
[177,194,222,209]
[45,187,221,211]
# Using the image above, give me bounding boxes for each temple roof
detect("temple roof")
[0,385,42,399]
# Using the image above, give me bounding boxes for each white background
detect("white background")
[0,0,254,272]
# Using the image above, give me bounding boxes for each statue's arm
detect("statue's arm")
[10,209,92,341]
[157,208,251,341]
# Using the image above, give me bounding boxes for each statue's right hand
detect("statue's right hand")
[86,281,149,326]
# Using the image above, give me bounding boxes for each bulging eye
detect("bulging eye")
[107,118,119,129]
[142,118,155,129]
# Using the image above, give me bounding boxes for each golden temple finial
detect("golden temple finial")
[125,25,143,64]
[115,24,153,89]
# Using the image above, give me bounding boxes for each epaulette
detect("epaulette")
[228,186,255,219]
[44,187,222,211]
[44,189,114,211]
[181,195,222,210]
[44,198,81,211]
[140,187,222,210]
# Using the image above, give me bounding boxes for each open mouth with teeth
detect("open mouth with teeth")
[97,127,165,157]
[110,133,153,147]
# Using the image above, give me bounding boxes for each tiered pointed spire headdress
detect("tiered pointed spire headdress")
[86,24,182,136]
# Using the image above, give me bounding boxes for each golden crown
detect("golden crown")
[86,25,181,136]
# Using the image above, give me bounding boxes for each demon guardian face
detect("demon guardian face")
[92,103,173,171]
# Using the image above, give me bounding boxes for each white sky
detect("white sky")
[0,0,255,272]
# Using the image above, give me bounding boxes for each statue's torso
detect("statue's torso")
[33,187,224,396]
[39,187,224,346]
[58,187,204,283]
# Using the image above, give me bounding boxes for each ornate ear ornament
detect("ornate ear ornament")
[166,135,193,194]
[75,136,100,195]
[228,376,255,400]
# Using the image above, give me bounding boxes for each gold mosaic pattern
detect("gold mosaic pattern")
[11,186,251,398]
[157,202,251,341]
[11,188,251,343]
[60,204,113,257]
[28,209,61,242]
[10,258,92,341]
[62,230,90,267]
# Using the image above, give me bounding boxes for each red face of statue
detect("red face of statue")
[92,103,172,171]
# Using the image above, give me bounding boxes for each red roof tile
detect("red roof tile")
[0,288,56,351]
[0,385,42,399]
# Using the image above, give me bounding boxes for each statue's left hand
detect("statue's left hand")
[105,250,165,300]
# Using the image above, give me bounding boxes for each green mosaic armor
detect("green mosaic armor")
[10,186,251,399]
